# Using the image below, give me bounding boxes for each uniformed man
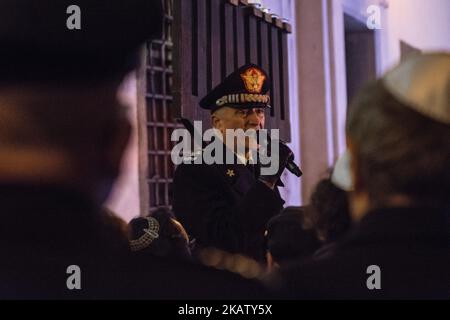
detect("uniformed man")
[173,64,295,261]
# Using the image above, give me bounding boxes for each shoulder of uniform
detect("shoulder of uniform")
[182,150,203,162]
[174,152,210,176]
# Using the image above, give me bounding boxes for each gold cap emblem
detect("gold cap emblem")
[240,67,266,93]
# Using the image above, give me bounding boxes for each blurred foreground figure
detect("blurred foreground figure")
[270,53,450,299]
[0,0,265,299]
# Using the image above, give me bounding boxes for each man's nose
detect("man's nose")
[246,109,262,127]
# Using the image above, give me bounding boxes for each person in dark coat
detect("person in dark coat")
[0,0,268,299]
[264,207,320,271]
[173,64,296,261]
[269,53,450,299]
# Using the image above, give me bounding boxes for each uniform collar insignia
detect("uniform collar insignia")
[226,169,235,178]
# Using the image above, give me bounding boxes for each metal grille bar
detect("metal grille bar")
[146,0,180,213]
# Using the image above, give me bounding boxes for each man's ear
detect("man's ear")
[211,113,221,130]
[347,137,370,221]
[347,138,362,193]
[266,252,281,272]
[266,252,274,271]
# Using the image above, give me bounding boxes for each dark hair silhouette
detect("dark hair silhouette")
[265,207,320,266]
[308,177,351,243]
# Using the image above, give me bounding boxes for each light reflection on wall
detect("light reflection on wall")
[105,72,141,222]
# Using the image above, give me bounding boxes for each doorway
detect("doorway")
[344,13,376,106]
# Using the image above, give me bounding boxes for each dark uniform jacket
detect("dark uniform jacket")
[173,147,285,261]
[273,206,450,299]
[0,185,269,299]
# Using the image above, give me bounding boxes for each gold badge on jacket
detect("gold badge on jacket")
[226,169,235,178]
[240,67,266,93]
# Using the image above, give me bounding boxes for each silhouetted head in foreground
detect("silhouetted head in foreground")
[0,0,163,205]
[265,207,320,270]
[346,53,450,221]
[307,176,351,244]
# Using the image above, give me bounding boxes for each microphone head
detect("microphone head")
[287,161,303,177]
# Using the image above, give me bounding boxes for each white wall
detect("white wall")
[104,73,141,222]
[378,0,450,72]
[338,0,450,73]
[262,0,302,206]
[331,0,450,156]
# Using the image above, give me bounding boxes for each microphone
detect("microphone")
[177,119,303,178]
[286,155,303,177]
[258,131,303,178]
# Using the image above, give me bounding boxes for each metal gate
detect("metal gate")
[143,0,292,214]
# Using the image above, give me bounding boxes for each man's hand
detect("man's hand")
[257,135,294,189]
